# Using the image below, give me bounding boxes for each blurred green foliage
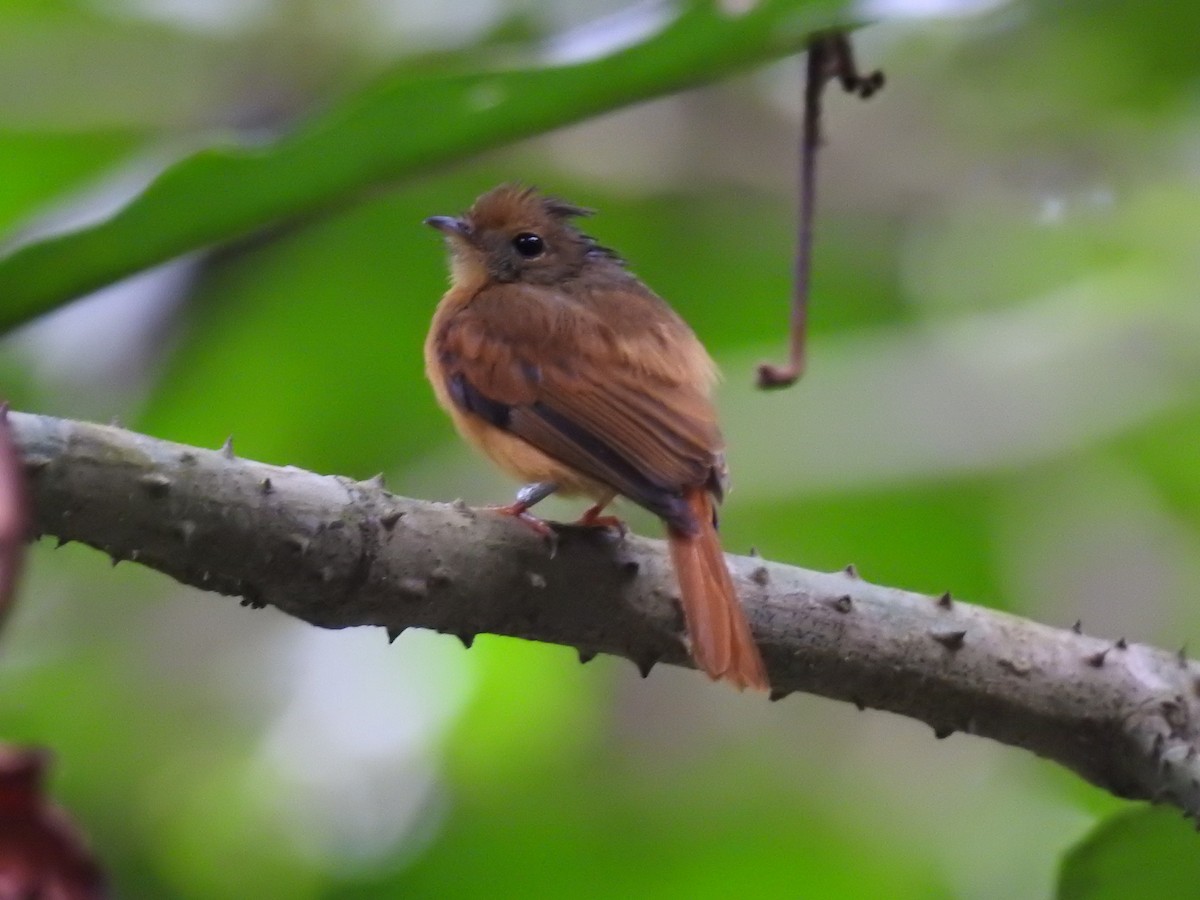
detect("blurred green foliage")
[0,0,843,332]
[1058,806,1200,899]
[1,0,1199,897]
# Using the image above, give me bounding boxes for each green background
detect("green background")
[1,0,1198,896]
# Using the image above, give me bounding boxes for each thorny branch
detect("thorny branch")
[9,410,1200,819]
[757,31,884,390]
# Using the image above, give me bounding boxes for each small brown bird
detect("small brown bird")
[424,184,768,691]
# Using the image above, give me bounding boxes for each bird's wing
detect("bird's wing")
[433,281,722,530]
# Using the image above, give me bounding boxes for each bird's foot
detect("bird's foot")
[574,502,627,537]
[490,501,554,538]
[487,500,559,557]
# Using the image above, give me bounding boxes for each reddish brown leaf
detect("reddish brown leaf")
[0,746,107,899]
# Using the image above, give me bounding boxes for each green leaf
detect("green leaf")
[0,130,140,232]
[1058,806,1200,900]
[0,0,846,333]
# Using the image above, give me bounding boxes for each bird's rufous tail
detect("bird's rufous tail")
[667,487,769,691]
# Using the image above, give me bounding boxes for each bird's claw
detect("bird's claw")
[488,503,559,557]
[574,503,627,537]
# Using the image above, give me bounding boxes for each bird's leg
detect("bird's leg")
[491,481,558,539]
[573,492,626,535]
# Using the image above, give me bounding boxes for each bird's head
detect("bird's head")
[425,184,620,286]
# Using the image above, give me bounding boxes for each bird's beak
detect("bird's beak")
[424,215,471,239]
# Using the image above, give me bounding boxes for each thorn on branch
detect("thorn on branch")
[456,632,475,650]
[260,478,273,494]
[1115,637,1128,650]
[284,534,310,556]
[379,509,404,531]
[1160,697,1187,734]
[386,626,405,644]
[827,594,852,614]
[635,654,658,679]
[842,564,860,579]
[398,577,429,599]
[240,583,265,609]
[138,472,172,501]
[998,657,1031,677]
[933,726,954,740]
[931,629,966,651]
[751,566,769,586]
[577,648,597,665]
[22,455,50,476]
[1072,619,1083,634]
[936,591,953,609]
[769,688,791,702]
[220,436,235,460]
[1085,648,1109,668]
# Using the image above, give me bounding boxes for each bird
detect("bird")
[424,184,769,691]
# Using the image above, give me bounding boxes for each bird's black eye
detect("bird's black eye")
[512,232,545,258]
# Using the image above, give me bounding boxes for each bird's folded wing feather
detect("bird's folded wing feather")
[435,281,722,529]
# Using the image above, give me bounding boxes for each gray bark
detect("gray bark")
[8,409,1200,818]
